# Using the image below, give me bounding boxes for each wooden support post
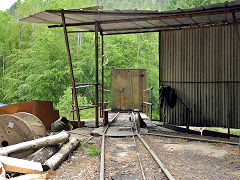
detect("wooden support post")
[101,34,104,119]
[95,22,99,128]
[61,11,81,127]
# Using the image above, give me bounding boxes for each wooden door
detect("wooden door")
[111,69,146,111]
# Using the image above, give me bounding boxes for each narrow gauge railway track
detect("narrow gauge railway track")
[99,112,175,180]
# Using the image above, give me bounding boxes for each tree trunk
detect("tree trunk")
[43,138,80,171]
[0,131,70,157]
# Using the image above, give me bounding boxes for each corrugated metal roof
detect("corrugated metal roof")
[20,1,240,34]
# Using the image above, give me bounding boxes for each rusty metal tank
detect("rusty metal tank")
[0,112,46,157]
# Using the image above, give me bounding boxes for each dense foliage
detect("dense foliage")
[0,0,229,119]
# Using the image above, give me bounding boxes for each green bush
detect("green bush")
[56,87,94,120]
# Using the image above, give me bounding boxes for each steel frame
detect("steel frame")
[58,7,239,130]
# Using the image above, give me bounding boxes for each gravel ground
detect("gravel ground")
[51,132,101,180]
[142,135,240,179]
[50,127,239,180]
[104,137,166,180]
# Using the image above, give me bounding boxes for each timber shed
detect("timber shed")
[20,1,240,129]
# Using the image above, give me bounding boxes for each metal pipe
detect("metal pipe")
[61,11,81,127]
[101,34,105,119]
[150,87,153,121]
[75,83,96,86]
[71,106,97,111]
[158,31,161,122]
[95,22,99,128]
[75,84,95,88]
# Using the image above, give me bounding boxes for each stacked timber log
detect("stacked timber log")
[0,113,81,180]
[0,131,81,179]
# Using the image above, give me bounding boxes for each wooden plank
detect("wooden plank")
[0,156,43,174]
[0,162,5,178]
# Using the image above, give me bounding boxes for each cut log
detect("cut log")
[25,144,61,164]
[0,131,70,157]
[0,162,5,179]
[0,156,43,174]
[10,173,47,180]
[43,138,80,171]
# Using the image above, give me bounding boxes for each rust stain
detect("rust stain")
[111,69,146,111]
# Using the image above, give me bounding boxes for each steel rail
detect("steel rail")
[131,127,146,180]
[131,112,175,180]
[145,132,239,146]
[99,112,120,180]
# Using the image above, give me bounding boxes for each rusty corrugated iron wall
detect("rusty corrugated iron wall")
[160,24,240,128]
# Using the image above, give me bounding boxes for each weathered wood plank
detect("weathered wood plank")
[0,156,43,174]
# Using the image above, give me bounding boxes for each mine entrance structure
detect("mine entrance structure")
[20,1,240,132]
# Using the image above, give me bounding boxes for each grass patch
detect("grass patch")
[87,146,100,157]
[82,141,100,157]
[82,141,89,147]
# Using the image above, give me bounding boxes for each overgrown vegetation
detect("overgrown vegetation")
[0,0,230,120]
[82,141,100,156]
